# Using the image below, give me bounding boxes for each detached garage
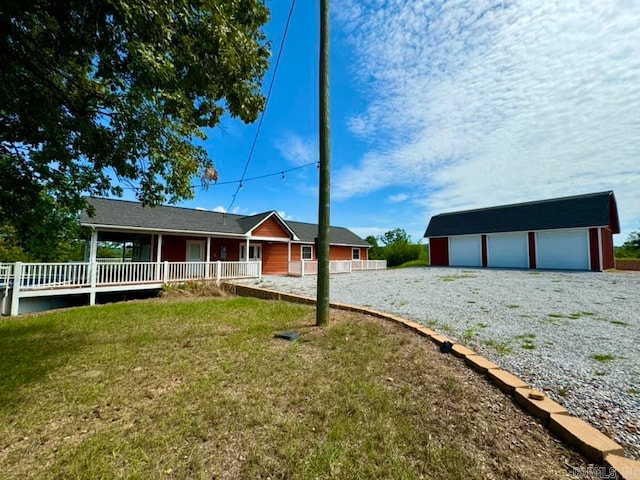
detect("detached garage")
[424,191,620,271]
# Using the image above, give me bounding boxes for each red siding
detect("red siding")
[162,236,189,261]
[208,239,241,261]
[481,235,488,267]
[589,228,601,271]
[429,237,449,266]
[329,245,353,261]
[253,217,290,238]
[262,243,289,274]
[528,232,536,269]
[601,228,615,270]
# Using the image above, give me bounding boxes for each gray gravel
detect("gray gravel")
[238,267,640,460]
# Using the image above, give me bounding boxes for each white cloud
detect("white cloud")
[274,132,317,166]
[348,226,387,240]
[277,210,294,220]
[333,0,640,239]
[388,193,409,203]
[212,206,227,213]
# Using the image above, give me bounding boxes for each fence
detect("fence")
[3,260,262,316]
[288,259,386,277]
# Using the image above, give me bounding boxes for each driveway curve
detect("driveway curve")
[242,267,640,460]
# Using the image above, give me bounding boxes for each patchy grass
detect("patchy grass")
[439,273,478,282]
[591,353,617,363]
[0,297,591,480]
[485,339,513,355]
[514,333,536,350]
[506,304,520,309]
[393,259,430,268]
[557,388,570,398]
[610,320,629,327]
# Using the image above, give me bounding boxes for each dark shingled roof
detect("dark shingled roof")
[287,220,370,246]
[81,197,369,247]
[424,191,620,238]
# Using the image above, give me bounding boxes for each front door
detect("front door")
[186,240,205,278]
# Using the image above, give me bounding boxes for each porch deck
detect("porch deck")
[1,259,386,316]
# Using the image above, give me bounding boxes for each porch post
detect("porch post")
[245,237,250,262]
[89,229,98,306]
[10,262,22,316]
[205,236,211,279]
[156,233,163,281]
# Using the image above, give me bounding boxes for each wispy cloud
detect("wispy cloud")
[275,132,317,166]
[348,226,387,240]
[277,210,294,220]
[333,0,640,237]
[388,193,410,203]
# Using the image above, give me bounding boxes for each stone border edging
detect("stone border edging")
[222,282,640,480]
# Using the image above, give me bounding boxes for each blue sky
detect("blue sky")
[159,0,640,245]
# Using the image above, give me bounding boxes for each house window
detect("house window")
[186,240,205,261]
[240,244,262,261]
[302,245,313,260]
[352,248,360,260]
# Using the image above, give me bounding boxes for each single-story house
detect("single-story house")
[424,191,620,271]
[81,197,371,275]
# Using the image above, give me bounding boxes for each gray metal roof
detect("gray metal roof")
[81,197,369,246]
[424,191,620,238]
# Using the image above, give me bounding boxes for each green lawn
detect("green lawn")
[0,296,585,479]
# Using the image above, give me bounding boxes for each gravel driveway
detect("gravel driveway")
[239,267,640,460]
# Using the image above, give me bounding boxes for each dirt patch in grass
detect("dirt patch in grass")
[0,298,593,479]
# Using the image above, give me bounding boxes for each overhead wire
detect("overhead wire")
[226,0,297,213]
[119,160,317,192]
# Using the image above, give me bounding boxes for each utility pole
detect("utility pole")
[316,0,330,326]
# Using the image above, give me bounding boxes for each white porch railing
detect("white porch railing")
[3,260,262,316]
[287,259,386,277]
[1,263,13,286]
[10,260,262,290]
[20,262,90,289]
[351,260,387,271]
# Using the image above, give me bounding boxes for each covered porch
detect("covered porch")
[1,258,262,316]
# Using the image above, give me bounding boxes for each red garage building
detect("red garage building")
[424,191,620,271]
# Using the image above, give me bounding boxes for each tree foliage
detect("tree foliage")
[370,228,427,267]
[0,0,271,257]
[616,229,640,259]
[378,228,411,246]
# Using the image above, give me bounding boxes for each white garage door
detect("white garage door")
[537,230,589,270]
[449,235,482,267]
[487,233,528,268]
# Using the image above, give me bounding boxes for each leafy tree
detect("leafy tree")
[365,235,383,260]
[616,229,640,259]
[0,0,271,256]
[374,228,426,267]
[378,228,410,246]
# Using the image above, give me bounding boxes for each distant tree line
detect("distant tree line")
[365,228,428,267]
[615,229,640,259]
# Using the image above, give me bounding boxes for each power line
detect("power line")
[200,161,316,188]
[120,160,317,193]
[226,0,297,213]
